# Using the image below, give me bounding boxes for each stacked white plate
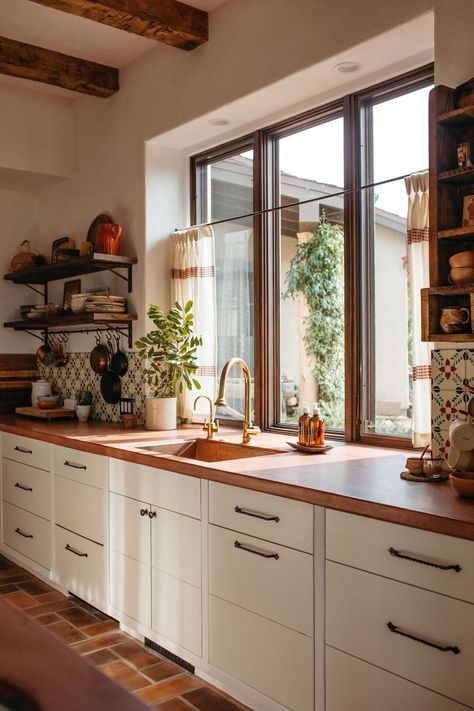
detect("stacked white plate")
[71,293,126,314]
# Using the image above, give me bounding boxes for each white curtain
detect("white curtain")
[171,226,217,420]
[405,170,432,447]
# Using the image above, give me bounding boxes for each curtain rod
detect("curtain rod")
[175,172,416,232]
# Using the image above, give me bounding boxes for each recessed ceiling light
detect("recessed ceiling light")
[208,118,230,126]
[334,62,363,74]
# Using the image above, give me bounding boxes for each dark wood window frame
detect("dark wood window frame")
[191,64,434,448]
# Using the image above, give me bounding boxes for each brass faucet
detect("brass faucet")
[194,395,219,440]
[214,358,261,445]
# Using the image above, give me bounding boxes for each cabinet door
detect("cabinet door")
[151,507,201,588]
[3,433,50,472]
[109,492,150,564]
[152,568,201,656]
[110,550,151,628]
[3,501,50,569]
[326,646,470,711]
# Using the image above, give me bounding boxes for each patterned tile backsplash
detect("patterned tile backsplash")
[431,348,474,461]
[39,352,146,424]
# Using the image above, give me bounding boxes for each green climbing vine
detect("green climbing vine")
[283,213,344,429]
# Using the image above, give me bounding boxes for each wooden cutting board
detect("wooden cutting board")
[15,406,76,420]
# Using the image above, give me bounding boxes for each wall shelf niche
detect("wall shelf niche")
[422,76,474,342]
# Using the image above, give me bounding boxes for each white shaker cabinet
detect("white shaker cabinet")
[325,510,474,711]
[53,445,107,610]
[1,434,52,572]
[109,459,202,656]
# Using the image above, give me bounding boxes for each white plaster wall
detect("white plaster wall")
[0,82,74,179]
[0,190,41,352]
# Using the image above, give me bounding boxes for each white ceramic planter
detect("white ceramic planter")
[145,397,177,431]
[76,405,91,422]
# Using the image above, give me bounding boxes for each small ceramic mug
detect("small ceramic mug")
[440,307,470,333]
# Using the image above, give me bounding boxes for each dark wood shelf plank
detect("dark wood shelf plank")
[438,165,474,185]
[4,254,137,285]
[429,333,474,342]
[427,284,474,295]
[4,313,137,330]
[438,105,474,126]
[438,226,474,239]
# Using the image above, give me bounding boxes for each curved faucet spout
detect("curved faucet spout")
[214,358,260,444]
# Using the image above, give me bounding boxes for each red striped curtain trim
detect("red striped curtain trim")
[171,266,215,279]
[196,366,217,376]
[413,365,431,381]
[407,227,429,245]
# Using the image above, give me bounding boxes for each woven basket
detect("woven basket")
[10,252,37,272]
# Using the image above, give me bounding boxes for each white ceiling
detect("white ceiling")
[0,0,227,68]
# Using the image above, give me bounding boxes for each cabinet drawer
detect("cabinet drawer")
[327,509,474,603]
[54,526,105,610]
[209,595,313,711]
[2,458,50,520]
[109,459,200,519]
[3,433,50,472]
[152,569,201,656]
[326,562,474,708]
[109,492,150,565]
[326,646,470,711]
[209,482,313,552]
[3,501,50,569]
[209,525,313,636]
[55,476,104,544]
[54,446,105,489]
[110,550,151,628]
[151,508,201,588]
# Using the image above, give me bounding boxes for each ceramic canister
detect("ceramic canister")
[31,380,52,406]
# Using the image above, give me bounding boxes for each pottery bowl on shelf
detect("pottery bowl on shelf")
[450,470,474,498]
[449,250,474,269]
[449,266,474,284]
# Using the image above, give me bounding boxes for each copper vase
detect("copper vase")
[96,223,122,256]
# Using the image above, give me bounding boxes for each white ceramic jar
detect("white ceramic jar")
[31,379,52,406]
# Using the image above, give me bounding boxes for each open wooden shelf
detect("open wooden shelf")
[438,165,474,185]
[4,313,137,331]
[438,105,474,126]
[427,332,474,342]
[427,284,474,295]
[4,253,137,287]
[438,226,474,240]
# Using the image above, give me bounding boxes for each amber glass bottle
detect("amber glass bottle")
[308,402,318,447]
[298,404,310,446]
[313,402,325,446]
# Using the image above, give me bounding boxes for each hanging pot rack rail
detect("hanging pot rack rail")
[21,325,133,345]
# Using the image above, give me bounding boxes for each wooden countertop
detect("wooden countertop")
[0,416,472,540]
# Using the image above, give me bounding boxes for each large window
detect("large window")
[191,66,433,445]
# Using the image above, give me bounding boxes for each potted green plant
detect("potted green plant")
[135,301,202,430]
[76,390,93,422]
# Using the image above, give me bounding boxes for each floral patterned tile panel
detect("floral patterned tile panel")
[39,353,146,424]
[431,348,474,462]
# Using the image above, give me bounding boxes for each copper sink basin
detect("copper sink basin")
[136,438,284,462]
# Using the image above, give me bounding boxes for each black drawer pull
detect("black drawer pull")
[234,540,279,559]
[15,528,33,539]
[65,544,88,558]
[15,482,33,492]
[387,621,460,655]
[64,461,87,470]
[14,446,32,454]
[389,547,462,572]
[148,510,156,519]
[234,505,280,522]
[140,508,149,517]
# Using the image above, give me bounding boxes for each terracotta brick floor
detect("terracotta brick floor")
[0,553,249,710]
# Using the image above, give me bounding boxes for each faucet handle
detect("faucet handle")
[203,418,219,440]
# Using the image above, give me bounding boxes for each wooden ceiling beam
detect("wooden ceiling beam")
[0,36,119,97]
[29,0,209,50]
